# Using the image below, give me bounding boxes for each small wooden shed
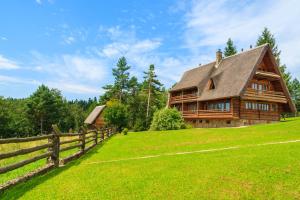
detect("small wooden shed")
[84,105,106,129]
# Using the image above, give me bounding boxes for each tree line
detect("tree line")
[224,28,300,112]
[0,89,98,138]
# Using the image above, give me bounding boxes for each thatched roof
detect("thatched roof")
[84,105,106,124]
[170,44,296,112]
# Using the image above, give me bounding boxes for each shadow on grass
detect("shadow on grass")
[1,135,117,200]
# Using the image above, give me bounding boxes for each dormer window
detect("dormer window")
[209,79,215,90]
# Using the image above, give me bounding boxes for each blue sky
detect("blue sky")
[0,0,299,100]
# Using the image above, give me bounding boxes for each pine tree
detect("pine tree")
[256,28,281,63]
[143,64,163,119]
[112,57,131,103]
[224,38,237,57]
[256,27,292,92]
[101,57,131,104]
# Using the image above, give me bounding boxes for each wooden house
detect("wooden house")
[168,44,296,127]
[84,105,106,129]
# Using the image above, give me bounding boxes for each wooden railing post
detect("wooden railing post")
[79,127,86,154]
[51,125,61,167]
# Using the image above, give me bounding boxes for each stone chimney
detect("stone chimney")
[215,49,222,67]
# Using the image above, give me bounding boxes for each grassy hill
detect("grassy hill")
[2,118,300,199]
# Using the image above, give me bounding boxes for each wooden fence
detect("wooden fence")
[0,125,116,192]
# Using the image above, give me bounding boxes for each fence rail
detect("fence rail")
[0,125,116,192]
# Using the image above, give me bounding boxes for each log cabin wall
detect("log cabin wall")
[94,114,105,128]
[232,98,240,118]
[239,100,280,121]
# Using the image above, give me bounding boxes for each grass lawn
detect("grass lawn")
[2,118,300,199]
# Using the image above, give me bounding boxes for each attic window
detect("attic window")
[209,79,215,90]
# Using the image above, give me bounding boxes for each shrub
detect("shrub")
[150,108,185,131]
[103,100,128,132]
[122,128,128,135]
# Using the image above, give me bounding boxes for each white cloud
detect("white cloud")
[35,0,54,5]
[0,75,101,95]
[30,51,108,82]
[0,55,20,70]
[0,75,39,85]
[1,36,7,41]
[64,36,75,45]
[46,81,102,95]
[182,0,300,79]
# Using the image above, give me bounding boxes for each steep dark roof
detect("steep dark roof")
[171,44,267,100]
[170,44,296,112]
[84,105,106,124]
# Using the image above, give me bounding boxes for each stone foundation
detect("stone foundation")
[185,119,278,128]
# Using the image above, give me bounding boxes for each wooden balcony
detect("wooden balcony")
[170,94,198,103]
[242,89,287,103]
[181,110,233,119]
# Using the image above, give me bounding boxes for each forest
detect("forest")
[0,28,299,138]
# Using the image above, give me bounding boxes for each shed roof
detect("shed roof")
[84,105,106,124]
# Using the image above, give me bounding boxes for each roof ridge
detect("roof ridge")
[222,43,268,60]
[184,61,215,73]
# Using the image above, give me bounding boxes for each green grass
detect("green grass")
[2,118,300,199]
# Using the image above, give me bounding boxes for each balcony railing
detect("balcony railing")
[243,89,287,103]
[170,94,197,102]
[181,109,233,119]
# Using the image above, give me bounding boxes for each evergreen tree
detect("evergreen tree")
[143,64,163,119]
[224,38,237,57]
[256,27,292,90]
[256,28,281,63]
[112,57,131,103]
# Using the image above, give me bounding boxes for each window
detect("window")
[209,79,215,90]
[251,82,268,91]
[251,83,258,90]
[246,102,270,111]
[207,100,230,111]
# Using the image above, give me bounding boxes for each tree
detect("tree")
[291,78,300,112]
[112,57,131,103]
[224,38,237,57]
[26,85,64,134]
[256,27,292,90]
[0,97,10,138]
[256,28,281,63]
[103,100,128,132]
[143,64,163,119]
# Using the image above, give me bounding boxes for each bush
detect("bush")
[122,128,128,135]
[103,100,128,132]
[150,108,185,131]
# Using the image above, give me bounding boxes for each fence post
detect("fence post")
[79,127,86,154]
[95,129,98,145]
[101,128,104,141]
[50,125,61,167]
[106,128,109,137]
